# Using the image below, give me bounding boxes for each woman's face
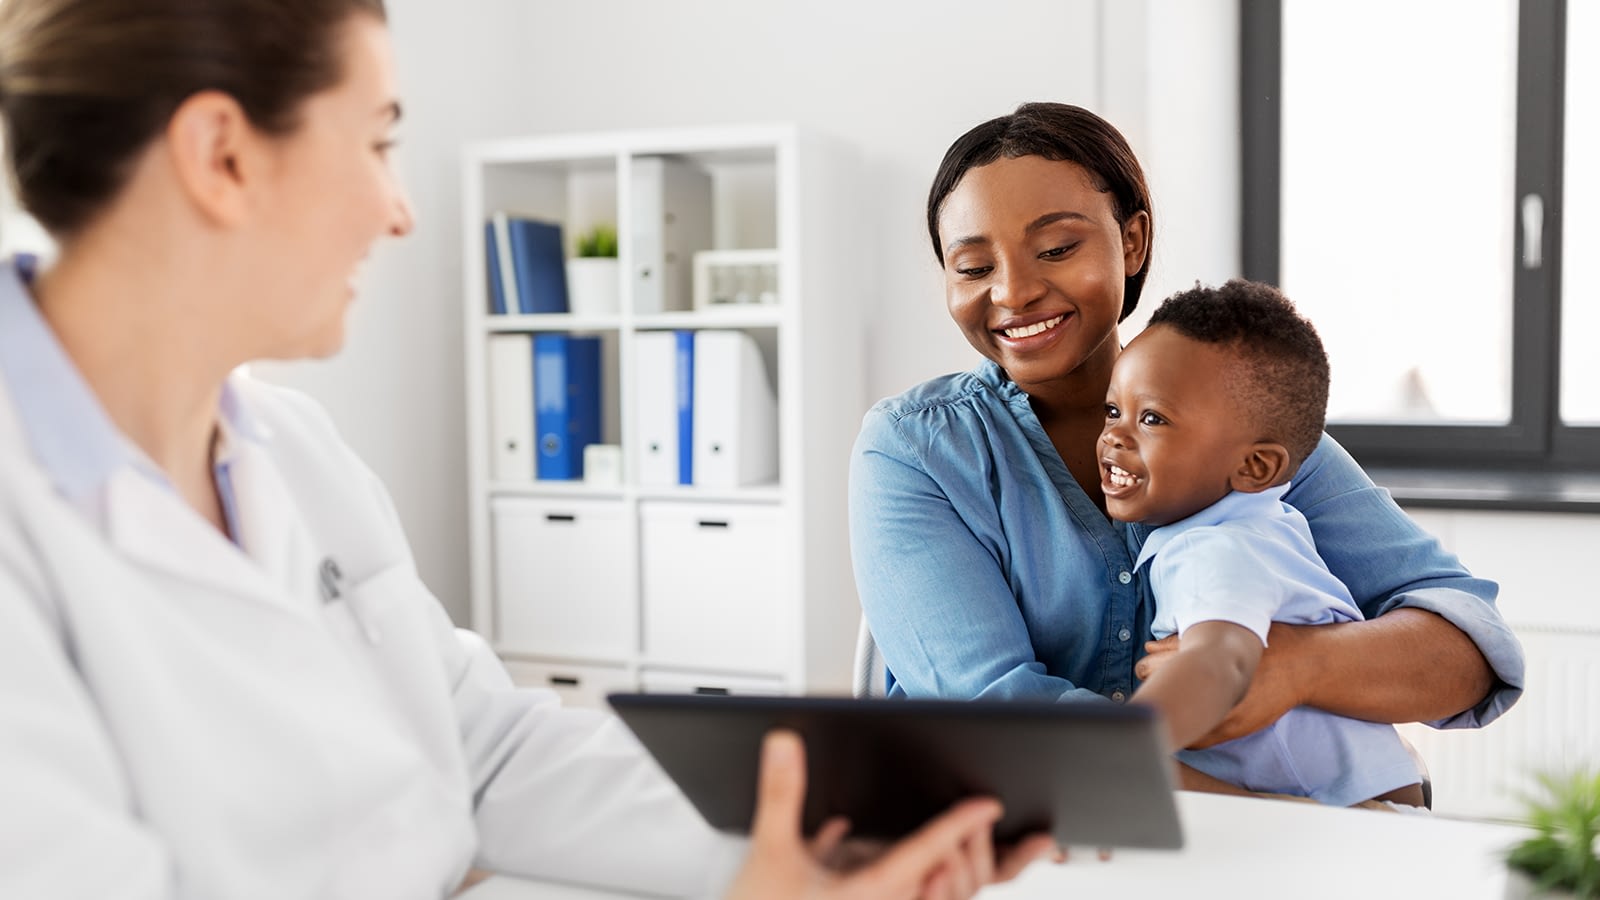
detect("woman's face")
[251,13,413,360]
[937,156,1147,395]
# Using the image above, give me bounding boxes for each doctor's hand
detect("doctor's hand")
[1139,621,1309,749]
[724,730,1057,900]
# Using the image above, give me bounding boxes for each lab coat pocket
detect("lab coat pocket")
[321,561,442,649]
[323,563,468,770]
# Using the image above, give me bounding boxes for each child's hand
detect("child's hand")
[1139,623,1309,748]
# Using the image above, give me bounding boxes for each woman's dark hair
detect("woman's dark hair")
[926,102,1153,321]
[0,0,388,237]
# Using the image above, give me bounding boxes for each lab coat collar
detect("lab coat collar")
[210,416,323,611]
[101,464,272,603]
[91,379,316,613]
[0,254,307,611]
[218,373,271,445]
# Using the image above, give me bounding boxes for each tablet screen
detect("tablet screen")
[608,693,1183,850]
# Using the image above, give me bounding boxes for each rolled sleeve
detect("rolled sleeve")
[1375,586,1524,729]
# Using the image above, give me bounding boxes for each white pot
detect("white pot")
[565,257,621,316]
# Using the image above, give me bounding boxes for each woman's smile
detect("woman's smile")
[993,310,1073,354]
[997,312,1067,340]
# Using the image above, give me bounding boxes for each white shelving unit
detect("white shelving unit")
[461,124,864,707]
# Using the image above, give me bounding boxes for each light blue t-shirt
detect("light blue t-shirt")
[848,360,1524,728]
[1141,484,1362,644]
[1140,484,1420,805]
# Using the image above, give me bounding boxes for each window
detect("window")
[1561,0,1599,427]
[1242,0,1597,468]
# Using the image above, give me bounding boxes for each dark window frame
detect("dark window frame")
[1241,0,1599,471]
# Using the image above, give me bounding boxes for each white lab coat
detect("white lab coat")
[0,372,741,899]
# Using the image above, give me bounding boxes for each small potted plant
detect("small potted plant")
[1505,767,1600,898]
[566,223,620,316]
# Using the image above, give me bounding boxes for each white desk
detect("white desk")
[463,791,1530,900]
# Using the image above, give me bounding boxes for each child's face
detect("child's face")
[1099,325,1259,526]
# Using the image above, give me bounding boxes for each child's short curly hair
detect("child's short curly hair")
[1148,279,1330,467]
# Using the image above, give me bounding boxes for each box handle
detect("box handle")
[545,513,577,523]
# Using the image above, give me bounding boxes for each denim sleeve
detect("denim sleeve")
[1286,435,1525,729]
[848,408,1102,703]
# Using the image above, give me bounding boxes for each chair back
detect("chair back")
[852,617,885,698]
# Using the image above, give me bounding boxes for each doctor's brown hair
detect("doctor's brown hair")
[0,0,388,238]
[926,102,1154,322]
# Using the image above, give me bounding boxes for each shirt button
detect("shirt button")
[1118,628,1132,642]
[1118,570,1132,584]
[1111,691,1126,702]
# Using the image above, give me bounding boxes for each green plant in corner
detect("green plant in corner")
[1507,768,1600,898]
[576,223,618,258]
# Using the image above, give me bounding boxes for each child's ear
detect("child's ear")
[1229,442,1291,493]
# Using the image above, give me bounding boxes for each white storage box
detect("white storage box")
[639,668,785,697]
[639,501,788,674]
[492,496,635,660]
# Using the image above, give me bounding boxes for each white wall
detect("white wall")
[260,0,1243,622]
[1112,0,1243,334]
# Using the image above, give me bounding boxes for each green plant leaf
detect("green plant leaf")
[576,223,618,258]
[1507,767,1600,897]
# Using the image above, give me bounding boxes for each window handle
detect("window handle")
[1522,193,1544,270]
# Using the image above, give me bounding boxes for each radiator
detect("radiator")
[1396,628,1600,821]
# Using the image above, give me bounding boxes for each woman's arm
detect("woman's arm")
[849,405,1103,703]
[1137,435,1524,745]
[1145,610,1493,748]
[1287,609,1492,721]
[0,550,173,899]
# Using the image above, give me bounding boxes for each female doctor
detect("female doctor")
[0,1,1052,897]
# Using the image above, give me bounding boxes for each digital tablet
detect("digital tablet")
[607,692,1183,850]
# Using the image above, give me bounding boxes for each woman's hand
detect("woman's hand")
[724,730,1057,900]
[1137,622,1309,749]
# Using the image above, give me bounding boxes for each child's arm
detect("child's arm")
[1132,620,1266,751]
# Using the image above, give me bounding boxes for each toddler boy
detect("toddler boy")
[1102,279,1424,807]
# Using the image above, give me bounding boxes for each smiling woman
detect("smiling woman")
[0,0,742,896]
[849,102,1524,784]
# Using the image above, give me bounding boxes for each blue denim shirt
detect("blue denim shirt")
[849,359,1525,728]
